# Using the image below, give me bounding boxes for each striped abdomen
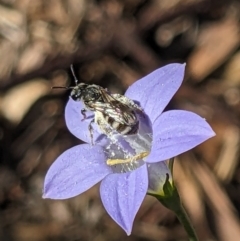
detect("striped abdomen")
[104,114,139,135]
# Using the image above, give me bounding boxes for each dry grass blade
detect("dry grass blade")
[189,156,240,241]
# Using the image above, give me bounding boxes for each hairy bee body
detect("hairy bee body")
[70,83,142,141]
[93,97,140,136]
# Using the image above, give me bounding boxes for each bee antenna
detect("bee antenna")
[51,86,69,89]
[70,64,78,86]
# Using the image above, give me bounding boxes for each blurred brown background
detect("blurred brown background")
[0,0,240,240]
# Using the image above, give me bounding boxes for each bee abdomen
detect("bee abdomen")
[121,121,139,135]
[109,118,139,135]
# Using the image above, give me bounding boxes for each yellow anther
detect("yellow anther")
[106,151,149,166]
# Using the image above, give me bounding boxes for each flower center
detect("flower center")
[103,112,153,173]
[104,131,152,173]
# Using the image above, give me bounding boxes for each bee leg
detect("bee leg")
[95,112,112,137]
[88,119,95,145]
[81,108,87,121]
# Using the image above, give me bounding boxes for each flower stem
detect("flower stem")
[153,191,199,241]
[169,158,198,240]
[174,202,199,241]
[147,158,199,240]
[149,170,199,241]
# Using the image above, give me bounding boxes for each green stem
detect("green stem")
[170,159,198,240]
[156,193,198,241]
[148,158,199,240]
[174,203,199,241]
[150,185,199,241]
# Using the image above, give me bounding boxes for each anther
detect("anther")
[106,151,149,166]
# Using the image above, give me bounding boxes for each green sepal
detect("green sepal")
[148,173,181,212]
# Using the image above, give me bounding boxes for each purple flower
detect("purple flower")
[43,63,215,235]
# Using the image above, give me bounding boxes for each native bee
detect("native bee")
[53,65,143,144]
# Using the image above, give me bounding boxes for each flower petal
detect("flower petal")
[65,98,107,145]
[43,144,112,199]
[146,110,216,163]
[100,164,148,235]
[125,63,186,124]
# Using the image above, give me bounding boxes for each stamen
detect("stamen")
[106,151,149,166]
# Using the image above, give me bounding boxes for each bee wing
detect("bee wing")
[92,90,137,125]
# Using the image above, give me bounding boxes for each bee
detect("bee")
[53,65,143,144]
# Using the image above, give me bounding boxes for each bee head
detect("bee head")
[70,83,88,101]
[52,65,102,103]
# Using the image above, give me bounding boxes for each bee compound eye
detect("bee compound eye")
[70,90,81,101]
[71,95,78,101]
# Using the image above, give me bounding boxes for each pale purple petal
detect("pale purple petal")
[146,110,216,163]
[65,98,107,145]
[100,164,148,235]
[125,63,186,124]
[43,144,112,199]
